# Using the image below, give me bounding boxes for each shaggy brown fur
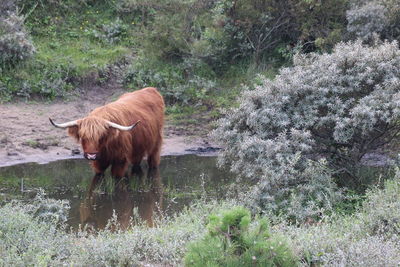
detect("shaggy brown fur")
[67,87,164,178]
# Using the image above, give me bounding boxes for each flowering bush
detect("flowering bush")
[0,0,17,16]
[0,12,36,69]
[347,0,400,42]
[213,40,400,218]
[346,2,388,42]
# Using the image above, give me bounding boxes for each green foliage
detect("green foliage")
[3,0,399,108]
[0,0,354,104]
[30,190,70,225]
[91,18,128,44]
[134,0,349,67]
[0,0,131,101]
[291,0,349,51]
[242,158,344,224]
[124,57,216,105]
[131,0,276,70]
[3,173,400,266]
[185,206,298,267]
[1,59,77,99]
[116,0,351,108]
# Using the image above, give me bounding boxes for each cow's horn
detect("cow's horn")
[49,118,78,128]
[106,120,141,131]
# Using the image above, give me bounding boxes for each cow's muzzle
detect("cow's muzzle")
[84,153,99,161]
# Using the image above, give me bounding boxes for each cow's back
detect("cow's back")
[88,87,164,163]
[118,87,164,122]
[104,87,164,163]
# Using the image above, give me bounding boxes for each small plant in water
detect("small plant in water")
[184,206,298,266]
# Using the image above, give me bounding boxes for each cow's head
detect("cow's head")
[49,117,140,160]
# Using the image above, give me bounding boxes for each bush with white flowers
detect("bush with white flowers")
[0,12,36,69]
[213,40,400,219]
[347,0,400,42]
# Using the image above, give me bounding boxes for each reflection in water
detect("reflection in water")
[79,168,163,230]
[0,155,233,230]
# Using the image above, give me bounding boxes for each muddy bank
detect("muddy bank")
[0,134,218,167]
[0,100,217,167]
[0,81,218,167]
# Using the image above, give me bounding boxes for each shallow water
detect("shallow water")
[0,155,233,230]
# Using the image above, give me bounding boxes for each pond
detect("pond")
[0,154,234,230]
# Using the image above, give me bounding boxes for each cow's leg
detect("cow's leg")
[111,160,129,179]
[88,172,104,197]
[129,148,145,179]
[88,160,109,196]
[148,139,162,170]
[147,166,161,181]
[129,148,145,169]
[131,163,144,178]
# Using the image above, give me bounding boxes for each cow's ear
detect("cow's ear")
[67,125,80,141]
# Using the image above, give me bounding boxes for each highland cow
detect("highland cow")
[50,87,164,181]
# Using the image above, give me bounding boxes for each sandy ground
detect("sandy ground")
[0,80,215,167]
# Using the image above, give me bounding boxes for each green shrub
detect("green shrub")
[91,18,128,44]
[30,190,70,225]
[0,193,238,266]
[1,59,77,99]
[185,206,298,266]
[123,57,216,105]
[285,223,400,266]
[241,158,344,224]
[133,0,349,70]
[291,0,348,51]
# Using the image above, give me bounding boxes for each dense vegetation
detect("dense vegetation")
[213,39,400,222]
[2,0,398,107]
[0,0,366,104]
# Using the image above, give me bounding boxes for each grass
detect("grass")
[277,174,400,265]
[0,1,135,101]
[34,37,129,74]
[1,0,282,119]
[0,173,57,194]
